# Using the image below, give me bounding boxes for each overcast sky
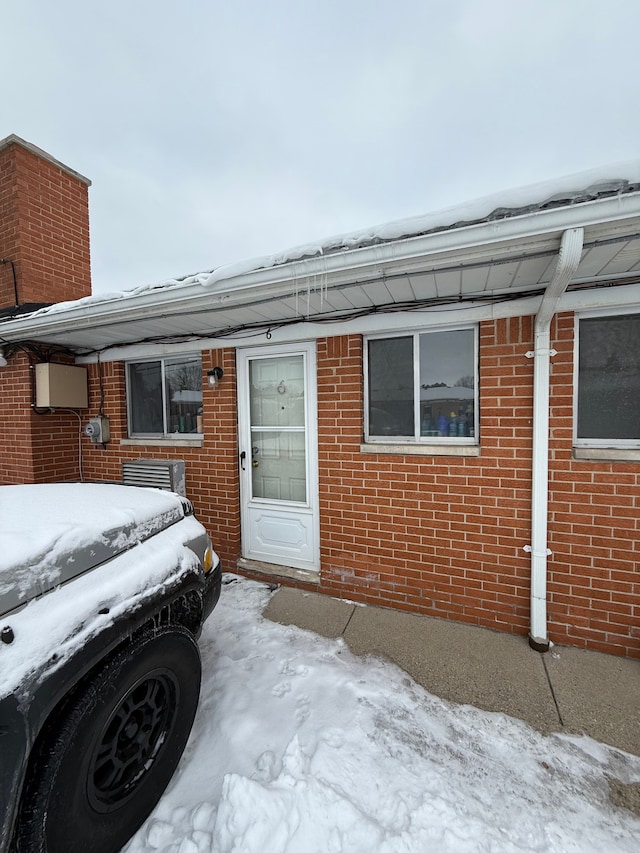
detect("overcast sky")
[3,1,640,295]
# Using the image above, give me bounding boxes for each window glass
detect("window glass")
[165,358,202,434]
[127,356,202,437]
[128,361,163,434]
[578,314,640,441]
[419,330,475,438]
[368,337,414,436]
[366,328,477,441]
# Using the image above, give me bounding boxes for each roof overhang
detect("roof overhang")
[1,183,640,358]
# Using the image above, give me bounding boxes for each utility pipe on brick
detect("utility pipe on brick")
[527,226,584,651]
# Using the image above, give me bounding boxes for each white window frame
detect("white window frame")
[126,353,202,439]
[573,308,640,449]
[364,325,479,445]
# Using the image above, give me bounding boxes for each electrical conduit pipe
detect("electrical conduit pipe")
[528,227,584,651]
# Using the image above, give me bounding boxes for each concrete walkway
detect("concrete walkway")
[263,586,640,758]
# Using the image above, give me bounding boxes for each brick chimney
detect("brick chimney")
[0,134,92,311]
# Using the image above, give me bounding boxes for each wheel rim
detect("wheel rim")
[88,669,179,811]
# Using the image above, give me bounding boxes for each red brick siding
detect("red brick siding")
[0,141,91,309]
[80,349,242,572]
[0,353,87,485]
[0,352,35,483]
[2,317,637,658]
[316,324,534,637]
[546,313,640,656]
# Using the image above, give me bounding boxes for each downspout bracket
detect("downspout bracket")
[525,348,557,359]
[523,545,552,556]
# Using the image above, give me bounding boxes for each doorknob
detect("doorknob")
[240,450,246,470]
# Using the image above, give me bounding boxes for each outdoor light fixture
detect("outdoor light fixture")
[207,366,224,388]
[0,349,7,368]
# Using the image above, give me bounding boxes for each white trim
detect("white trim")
[360,443,480,457]
[236,340,320,572]
[363,325,479,445]
[125,353,203,440]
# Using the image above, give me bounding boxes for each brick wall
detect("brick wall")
[0,351,35,483]
[80,348,242,573]
[0,352,88,485]
[0,137,91,309]
[316,324,535,637]
[3,319,636,657]
[0,136,92,484]
[546,313,640,656]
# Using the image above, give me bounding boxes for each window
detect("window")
[127,355,202,437]
[365,328,477,442]
[576,312,640,446]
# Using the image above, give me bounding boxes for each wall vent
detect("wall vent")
[122,460,186,496]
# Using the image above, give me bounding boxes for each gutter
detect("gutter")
[527,227,584,651]
[203,191,639,292]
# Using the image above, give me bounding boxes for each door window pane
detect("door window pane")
[578,314,640,440]
[248,354,307,503]
[251,430,307,502]
[250,356,305,427]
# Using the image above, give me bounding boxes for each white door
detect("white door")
[237,342,319,572]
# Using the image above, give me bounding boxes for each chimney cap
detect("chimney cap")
[0,134,91,187]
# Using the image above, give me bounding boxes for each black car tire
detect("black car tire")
[14,626,201,853]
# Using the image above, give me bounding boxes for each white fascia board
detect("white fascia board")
[0,282,209,341]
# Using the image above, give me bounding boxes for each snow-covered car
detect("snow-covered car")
[0,483,221,853]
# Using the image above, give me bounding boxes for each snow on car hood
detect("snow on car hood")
[0,483,191,617]
[0,512,207,701]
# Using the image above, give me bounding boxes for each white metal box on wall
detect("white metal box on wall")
[122,460,186,496]
[35,363,88,408]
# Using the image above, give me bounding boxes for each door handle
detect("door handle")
[240,450,246,470]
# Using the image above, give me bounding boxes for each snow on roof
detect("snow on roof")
[204,159,640,288]
[4,158,640,324]
[26,269,215,318]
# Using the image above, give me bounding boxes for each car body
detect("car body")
[0,483,222,853]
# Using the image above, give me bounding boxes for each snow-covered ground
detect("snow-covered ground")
[124,576,640,853]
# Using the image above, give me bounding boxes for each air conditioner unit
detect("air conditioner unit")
[122,460,186,496]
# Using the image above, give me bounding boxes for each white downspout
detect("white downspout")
[527,227,584,651]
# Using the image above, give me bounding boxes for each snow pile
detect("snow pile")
[124,577,640,853]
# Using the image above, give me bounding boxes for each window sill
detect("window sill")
[121,437,204,448]
[360,442,480,457]
[573,447,640,463]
